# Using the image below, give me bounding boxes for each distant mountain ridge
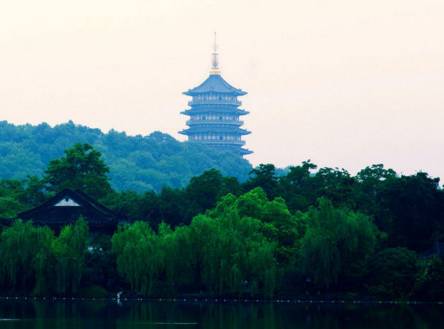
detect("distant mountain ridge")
[0,121,252,191]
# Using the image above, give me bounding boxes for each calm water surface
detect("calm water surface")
[0,299,442,329]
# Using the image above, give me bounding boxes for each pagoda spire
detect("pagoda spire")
[210,32,221,75]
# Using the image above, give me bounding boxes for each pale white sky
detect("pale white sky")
[1,0,443,178]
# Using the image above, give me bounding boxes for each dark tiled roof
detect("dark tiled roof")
[18,189,118,230]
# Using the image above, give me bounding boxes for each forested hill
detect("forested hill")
[0,121,252,191]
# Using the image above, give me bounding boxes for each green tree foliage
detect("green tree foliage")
[367,247,418,299]
[44,144,112,199]
[243,164,279,198]
[298,198,379,290]
[0,121,251,191]
[379,172,443,251]
[278,160,317,211]
[187,212,277,297]
[1,139,444,299]
[111,189,281,297]
[0,178,45,218]
[0,181,25,218]
[52,218,89,295]
[415,256,444,301]
[0,220,54,293]
[102,169,241,226]
[184,169,241,218]
[0,219,89,296]
[112,221,163,295]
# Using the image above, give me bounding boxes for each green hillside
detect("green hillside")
[0,121,252,191]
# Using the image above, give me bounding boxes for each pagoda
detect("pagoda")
[180,35,252,155]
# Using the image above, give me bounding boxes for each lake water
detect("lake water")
[0,299,442,328]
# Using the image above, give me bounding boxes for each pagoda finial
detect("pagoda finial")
[210,32,220,75]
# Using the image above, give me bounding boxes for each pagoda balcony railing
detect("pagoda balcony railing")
[188,99,241,106]
[186,119,244,126]
[190,139,246,146]
[181,109,249,116]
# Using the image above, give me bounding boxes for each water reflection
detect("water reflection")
[0,299,442,329]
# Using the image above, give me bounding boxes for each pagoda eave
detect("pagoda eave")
[183,74,247,96]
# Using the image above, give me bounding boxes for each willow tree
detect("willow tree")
[52,218,89,294]
[187,190,279,297]
[112,221,163,295]
[299,198,379,290]
[0,220,54,293]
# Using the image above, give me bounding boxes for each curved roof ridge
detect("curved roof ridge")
[184,74,247,96]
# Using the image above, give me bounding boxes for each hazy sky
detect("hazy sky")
[1,0,443,178]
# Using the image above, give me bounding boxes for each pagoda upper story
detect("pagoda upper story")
[179,36,252,156]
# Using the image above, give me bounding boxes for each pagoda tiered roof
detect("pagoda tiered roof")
[180,36,252,156]
[184,74,247,96]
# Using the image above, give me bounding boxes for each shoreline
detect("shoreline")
[0,296,442,305]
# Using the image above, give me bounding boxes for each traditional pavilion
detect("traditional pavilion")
[18,189,118,232]
[180,35,252,156]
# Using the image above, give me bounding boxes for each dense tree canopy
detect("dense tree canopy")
[44,144,111,199]
[298,198,379,290]
[0,143,444,299]
[0,121,251,191]
[0,219,88,295]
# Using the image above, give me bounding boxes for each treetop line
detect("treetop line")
[0,142,443,299]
